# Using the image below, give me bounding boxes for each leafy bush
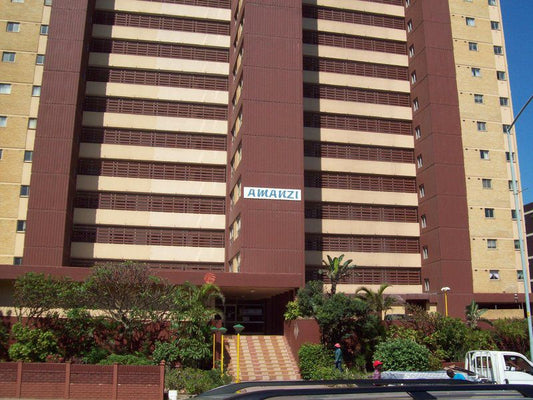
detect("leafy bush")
[81,346,109,364]
[492,319,529,356]
[8,323,59,362]
[373,338,431,371]
[423,317,469,362]
[152,341,181,366]
[465,329,497,352]
[165,368,231,395]
[98,353,152,365]
[298,343,332,380]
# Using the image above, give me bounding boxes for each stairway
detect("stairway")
[225,335,301,381]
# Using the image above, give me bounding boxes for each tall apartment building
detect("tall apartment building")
[526,203,533,280]
[0,0,528,332]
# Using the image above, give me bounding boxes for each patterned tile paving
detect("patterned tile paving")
[225,335,301,381]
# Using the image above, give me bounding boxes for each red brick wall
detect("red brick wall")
[0,362,164,400]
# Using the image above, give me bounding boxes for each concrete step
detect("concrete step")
[225,335,301,381]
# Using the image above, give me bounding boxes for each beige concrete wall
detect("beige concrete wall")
[305,187,418,207]
[448,0,528,296]
[305,127,414,149]
[305,219,419,237]
[95,0,231,21]
[82,112,227,135]
[0,0,48,263]
[76,176,226,197]
[71,242,225,263]
[303,44,408,67]
[73,209,225,230]
[306,251,421,268]
[302,0,404,17]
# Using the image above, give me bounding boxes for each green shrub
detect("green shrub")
[152,341,181,366]
[373,338,431,371]
[98,353,152,365]
[423,317,469,362]
[81,346,109,364]
[298,343,332,380]
[165,368,231,395]
[8,322,59,362]
[492,319,528,356]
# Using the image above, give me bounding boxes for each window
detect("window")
[477,121,487,131]
[13,257,22,265]
[497,71,506,80]
[0,149,3,159]
[44,0,52,5]
[489,269,500,279]
[36,54,45,65]
[482,178,492,189]
[421,215,427,229]
[511,209,517,220]
[487,239,497,249]
[16,220,26,232]
[484,208,494,218]
[2,52,15,62]
[24,151,32,162]
[517,270,524,280]
[474,94,484,104]
[40,25,49,35]
[0,116,6,127]
[480,150,490,160]
[409,45,415,57]
[515,240,521,250]
[411,71,417,84]
[472,68,481,77]
[494,45,503,55]
[415,126,421,139]
[20,185,29,197]
[0,84,12,94]
[424,279,430,292]
[469,42,478,51]
[509,180,515,191]
[405,0,410,6]
[500,97,509,106]
[491,21,500,30]
[502,124,511,133]
[466,17,476,26]
[6,22,20,32]
[506,152,515,162]
[12,0,25,2]
[32,86,41,96]
[488,0,497,5]
[413,98,419,111]
[422,246,429,259]
[28,118,37,129]
[407,20,413,32]
[419,184,425,198]
[417,154,423,168]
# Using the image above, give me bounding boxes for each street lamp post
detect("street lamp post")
[210,326,218,370]
[233,324,245,383]
[441,287,451,317]
[504,94,533,361]
[219,327,227,376]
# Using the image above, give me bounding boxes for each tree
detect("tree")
[355,283,397,321]
[465,300,491,329]
[82,262,175,352]
[13,273,78,322]
[319,254,356,295]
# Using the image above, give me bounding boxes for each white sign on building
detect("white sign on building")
[243,187,301,201]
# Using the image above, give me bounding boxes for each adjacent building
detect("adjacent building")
[0,0,528,332]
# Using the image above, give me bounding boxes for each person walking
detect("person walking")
[334,343,343,372]
[372,360,383,379]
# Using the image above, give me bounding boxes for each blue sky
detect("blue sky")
[501,1,533,205]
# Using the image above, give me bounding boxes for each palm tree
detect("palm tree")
[465,300,491,329]
[319,254,356,295]
[355,283,397,321]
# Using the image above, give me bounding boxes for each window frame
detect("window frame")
[472,67,481,77]
[466,17,476,27]
[6,22,21,32]
[2,52,16,62]
[468,42,478,51]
